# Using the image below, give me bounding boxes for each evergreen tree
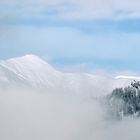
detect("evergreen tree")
[106,80,140,119]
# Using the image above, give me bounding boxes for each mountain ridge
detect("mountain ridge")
[0,54,137,96]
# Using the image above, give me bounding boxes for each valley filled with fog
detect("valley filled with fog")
[0,55,140,140]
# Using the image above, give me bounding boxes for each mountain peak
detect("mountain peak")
[14,54,43,61]
[3,54,58,75]
[4,54,59,74]
[21,54,41,60]
[7,54,47,64]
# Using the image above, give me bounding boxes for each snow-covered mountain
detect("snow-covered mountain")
[0,55,136,96]
[115,75,140,80]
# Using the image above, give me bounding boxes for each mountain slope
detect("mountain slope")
[0,55,136,96]
[1,55,63,89]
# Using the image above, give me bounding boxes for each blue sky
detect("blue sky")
[1,0,140,72]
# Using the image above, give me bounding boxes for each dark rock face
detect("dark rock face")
[106,81,140,119]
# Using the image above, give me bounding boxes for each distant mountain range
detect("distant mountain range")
[0,54,137,96]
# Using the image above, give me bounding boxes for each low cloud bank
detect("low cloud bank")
[0,89,140,140]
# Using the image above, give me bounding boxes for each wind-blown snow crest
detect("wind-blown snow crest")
[115,75,140,80]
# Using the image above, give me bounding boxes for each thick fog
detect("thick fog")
[0,88,140,140]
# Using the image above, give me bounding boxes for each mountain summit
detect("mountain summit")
[0,55,62,90]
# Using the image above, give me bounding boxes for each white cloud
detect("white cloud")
[0,81,140,140]
[0,0,140,20]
